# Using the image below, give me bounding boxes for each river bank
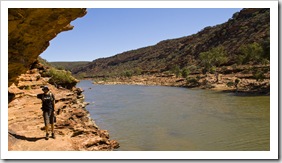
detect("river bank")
[8,67,119,151]
[93,71,270,95]
[79,80,270,151]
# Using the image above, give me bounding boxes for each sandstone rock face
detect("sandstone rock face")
[8,9,120,151]
[8,8,87,86]
[8,66,119,151]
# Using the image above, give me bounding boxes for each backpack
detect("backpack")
[41,92,55,111]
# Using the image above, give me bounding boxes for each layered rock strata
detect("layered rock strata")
[8,8,119,151]
[94,65,270,95]
[8,67,119,151]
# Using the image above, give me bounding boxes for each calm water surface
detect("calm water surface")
[77,80,270,151]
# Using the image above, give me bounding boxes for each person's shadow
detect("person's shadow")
[9,132,45,142]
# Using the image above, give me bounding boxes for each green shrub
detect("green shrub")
[253,70,265,82]
[186,77,199,87]
[45,68,78,89]
[199,45,228,74]
[171,65,181,77]
[226,82,234,87]
[187,65,198,73]
[123,70,133,78]
[181,68,190,78]
[134,68,142,75]
[237,42,266,64]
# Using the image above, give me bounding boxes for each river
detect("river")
[77,80,270,151]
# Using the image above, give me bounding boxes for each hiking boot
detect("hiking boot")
[45,133,49,140]
[51,133,55,139]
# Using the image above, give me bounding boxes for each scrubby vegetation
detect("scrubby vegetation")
[38,57,78,89]
[236,41,269,65]
[43,67,78,89]
[199,45,228,74]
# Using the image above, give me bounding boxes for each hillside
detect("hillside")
[50,61,90,72]
[71,8,270,94]
[72,8,269,78]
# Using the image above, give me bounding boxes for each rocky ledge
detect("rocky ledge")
[8,68,119,151]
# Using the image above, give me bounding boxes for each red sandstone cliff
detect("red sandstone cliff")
[8,8,119,151]
[8,8,86,86]
[8,64,119,151]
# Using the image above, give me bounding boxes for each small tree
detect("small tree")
[237,42,265,64]
[123,70,133,78]
[171,65,181,78]
[181,68,190,78]
[199,46,228,82]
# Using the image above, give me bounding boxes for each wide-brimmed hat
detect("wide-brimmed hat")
[42,86,49,91]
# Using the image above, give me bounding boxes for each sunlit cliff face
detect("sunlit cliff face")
[8,8,87,86]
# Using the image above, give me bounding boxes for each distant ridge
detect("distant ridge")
[71,8,269,78]
[49,61,90,72]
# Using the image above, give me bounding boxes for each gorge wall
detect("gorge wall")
[8,8,87,86]
[8,8,120,151]
[8,63,119,150]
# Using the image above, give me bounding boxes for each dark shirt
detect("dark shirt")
[37,92,55,111]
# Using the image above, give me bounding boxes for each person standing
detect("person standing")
[40,86,56,140]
